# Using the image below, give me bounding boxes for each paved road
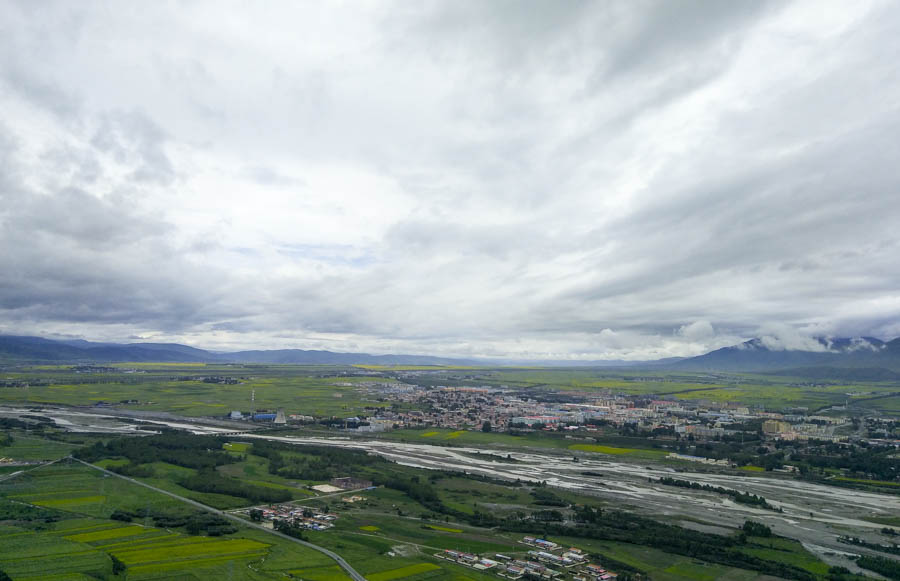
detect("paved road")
[69,457,367,581]
[0,456,66,482]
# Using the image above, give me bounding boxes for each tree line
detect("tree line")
[74,433,236,470]
[656,477,781,511]
[249,439,384,481]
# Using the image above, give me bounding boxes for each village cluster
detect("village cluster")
[237,477,374,530]
[243,498,622,581]
[331,382,851,443]
[435,537,617,581]
[237,492,621,581]
[252,504,339,531]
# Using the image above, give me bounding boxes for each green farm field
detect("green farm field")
[0,363,395,417]
[0,460,355,580]
[2,463,189,519]
[0,525,112,580]
[0,432,89,461]
[486,368,900,413]
[3,364,899,418]
[385,428,571,449]
[740,536,830,576]
[2,430,845,581]
[377,427,671,459]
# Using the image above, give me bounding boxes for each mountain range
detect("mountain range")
[672,336,900,373]
[1,334,899,373]
[0,336,474,366]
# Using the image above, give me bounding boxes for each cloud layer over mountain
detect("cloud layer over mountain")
[1,0,899,359]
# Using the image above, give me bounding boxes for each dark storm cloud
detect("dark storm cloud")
[0,110,243,335]
[597,0,777,80]
[1,0,899,358]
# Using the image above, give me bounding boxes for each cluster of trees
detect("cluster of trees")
[589,553,644,581]
[0,497,60,525]
[530,488,568,507]
[656,477,780,511]
[273,518,307,540]
[793,445,900,482]
[434,469,524,487]
[0,416,50,439]
[741,520,773,537]
[655,433,899,483]
[532,509,564,521]
[377,474,443,512]
[111,555,126,575]
[838,536,900,556]
[182,512,239,536]
[0,418,30,430]
[573,505,604,524]
[75,433,236,470]
[109,508,237,536]
[178,470,292,504]
[374,471,506,526]
[673,440,781,469]
[71,433,304,504]
[824,566,861,581]
[106,462,155,478]
[249,440,384,481]
[854,555,900,580]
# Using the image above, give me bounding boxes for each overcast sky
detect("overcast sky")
[1,1,899,360]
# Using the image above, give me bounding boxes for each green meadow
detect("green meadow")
[1,430,845,581]
[379,427,670,460]
[486,368,900,413]
[2,463,187,519]
[0,363,393,417]
[0,433,88,461]
[739,536,830,576]
[0,461,354,580]
[2,364,898,418]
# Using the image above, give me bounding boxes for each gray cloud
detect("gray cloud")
[0,0,898,359]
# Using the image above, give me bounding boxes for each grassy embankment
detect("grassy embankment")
[2,431,845,581]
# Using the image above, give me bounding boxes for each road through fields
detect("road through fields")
[69,457,368,581]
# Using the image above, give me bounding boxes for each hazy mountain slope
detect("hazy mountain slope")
[0,336,220,363]
[2,334,898,369]
[0,336,95,361]
[222,348,476,365]
[0,335,473,365]
[673,337,900,372]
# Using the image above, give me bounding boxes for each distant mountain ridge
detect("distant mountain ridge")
[0,335,476,366]
[1,334,898,371]
[673,336,900,372]
[223,348,475,366]
[0,335,686,367]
